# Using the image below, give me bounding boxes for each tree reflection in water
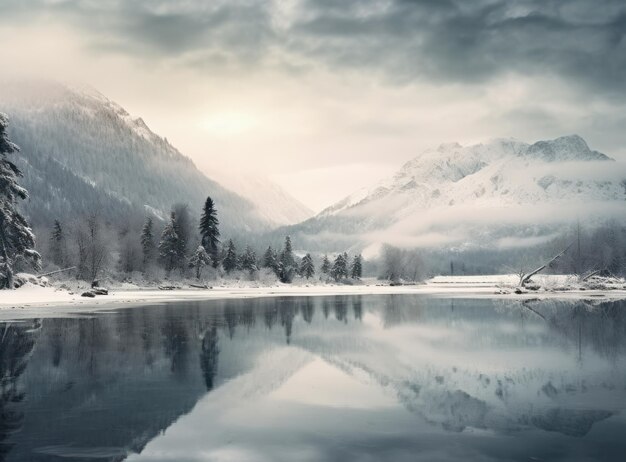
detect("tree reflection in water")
[0,296,625,461]
[0,320,40,460]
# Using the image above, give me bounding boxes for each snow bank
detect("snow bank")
[1,275,625,320]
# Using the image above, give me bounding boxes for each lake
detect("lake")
[1,295,625,461]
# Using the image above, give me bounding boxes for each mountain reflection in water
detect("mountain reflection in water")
[1,295,625,461]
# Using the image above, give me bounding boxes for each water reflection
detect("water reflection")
[0,320,39,460]
[0,296,625,461]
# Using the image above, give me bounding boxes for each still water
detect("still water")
[1,295,626,461]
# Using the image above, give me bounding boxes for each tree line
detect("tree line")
[45,197,364,284]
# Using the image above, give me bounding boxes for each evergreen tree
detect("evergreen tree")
[262,246,278,271]
[280,236,295,268]
[0,114,40,288]
[158,213,179,274]
[140,217,156,269]
[277,236,296,283]
[222,239,238,274]
[199,196,220,266]
[300,253,315,279]
[49,220,66,267]
[330,253,348,281]
[172,204,191,271]
[321,254,331,275]
[241,246,258,274]
[350,254,363,279]
[189,245,212,279]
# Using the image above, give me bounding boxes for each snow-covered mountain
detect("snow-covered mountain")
[290,136,626,254]
[209,170,313,226]
[0,80,281,233]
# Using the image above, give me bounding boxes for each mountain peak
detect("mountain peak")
[437,142,462,152]
[525,134,611,162]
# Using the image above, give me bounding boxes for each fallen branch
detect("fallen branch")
[38,266,76,278]
[580,269,601,282]
[520,243,572,287]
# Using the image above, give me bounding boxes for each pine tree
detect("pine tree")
[222,239,238,274]
[0,114,41,289]
[241,246,258,274]
[262,246,277,271]
[189,245,212,279]
[280,236,295,268]
[199,196,220,266]
[330,254,348,281]
[172,204,190,271]
[49,220,66,267]
[350,254,363,279]
[300,253,315,279]
[278,236,296,283]
[321,255,331,275]
[158,213,179,275]
[140,217,155,269]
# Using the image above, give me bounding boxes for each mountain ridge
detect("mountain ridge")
[0,80,306,233]
[285,135,626,254]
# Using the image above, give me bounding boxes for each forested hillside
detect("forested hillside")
[0,80,265,234]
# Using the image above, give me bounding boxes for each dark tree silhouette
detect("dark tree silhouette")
[140,217,156,269]
[0,114,40,288]
[199,197,220,266]
[49,220,66,267]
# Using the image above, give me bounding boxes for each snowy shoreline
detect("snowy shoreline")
[1,275,626,320]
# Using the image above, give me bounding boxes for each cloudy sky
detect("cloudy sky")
[1,0,626,211]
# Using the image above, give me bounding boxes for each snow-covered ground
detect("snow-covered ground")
[1,275,625,319]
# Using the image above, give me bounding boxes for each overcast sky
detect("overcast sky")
[1,0,626,211]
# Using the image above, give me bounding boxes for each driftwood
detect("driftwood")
[520,244,572,287]
[158,285,178,291]
[81,288,109,297]
[580,269,601,282]
[189,283,209,289]
[38,266,76,278]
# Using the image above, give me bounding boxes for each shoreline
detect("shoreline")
[2,279,626,320]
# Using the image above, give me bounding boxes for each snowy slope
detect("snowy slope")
[0,80,273,233]
[321,136,619,217]
[292,135,626,251]
[209,170,313,226]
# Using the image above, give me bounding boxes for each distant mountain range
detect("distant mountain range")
[3,80,624,254]
[0,80,310,233]
[285,135,626,255]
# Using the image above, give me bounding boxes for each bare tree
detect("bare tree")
[74,214,110,282]
[381,245,425,283]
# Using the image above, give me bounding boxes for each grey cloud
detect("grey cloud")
[292,0,626,94]
[2,0,626,97]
